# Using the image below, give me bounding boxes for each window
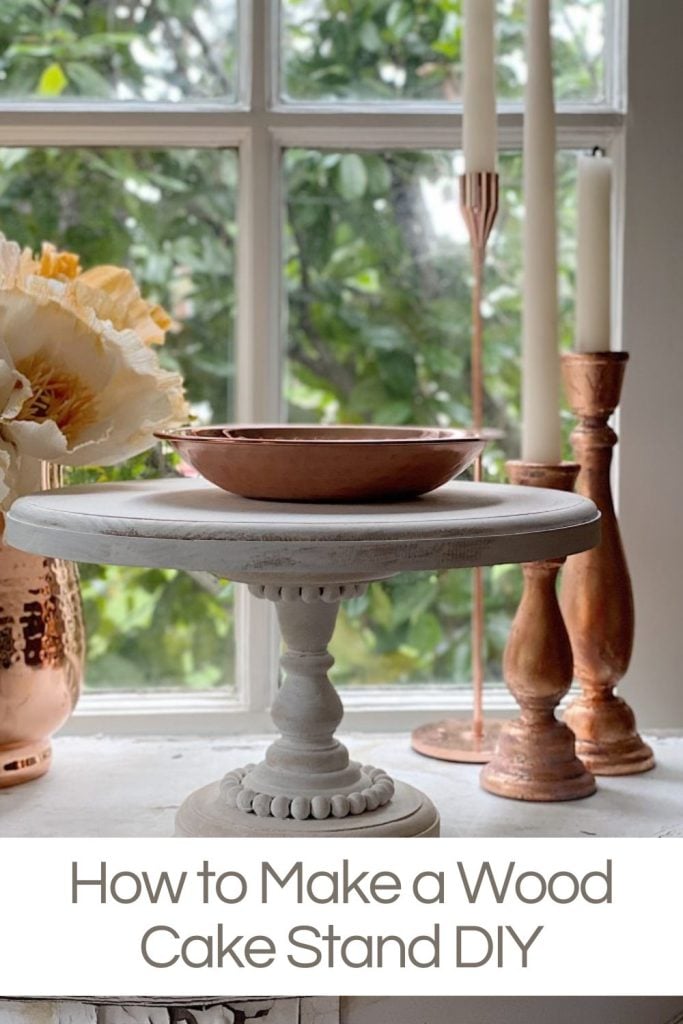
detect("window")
[0,144,238,691]
[0,0,625,729]
[284,146,581,687]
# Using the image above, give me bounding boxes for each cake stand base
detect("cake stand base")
[175,778,440,838]
[411,718,505,764]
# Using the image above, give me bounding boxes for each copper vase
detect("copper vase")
[0,467,84,787]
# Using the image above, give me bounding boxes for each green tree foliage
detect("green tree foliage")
[0,0,237,101]
[281,0,600,685]
[284,147,580,685]
[0,0,603,689]
[0,141,237,689]
[282,0,604,104]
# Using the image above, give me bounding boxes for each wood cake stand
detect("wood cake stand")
[6,478,599,837]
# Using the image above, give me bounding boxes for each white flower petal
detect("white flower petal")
[0,353,32,420]
[3,418,71,462]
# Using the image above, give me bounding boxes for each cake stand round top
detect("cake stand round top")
[5,478,599,584]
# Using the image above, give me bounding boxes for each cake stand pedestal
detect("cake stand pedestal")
[6,478,599,837]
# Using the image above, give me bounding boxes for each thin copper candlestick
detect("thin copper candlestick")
[412,171,505,764]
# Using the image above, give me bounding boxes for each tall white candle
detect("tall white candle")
[463,0,497,172]
[576,151,612,352]
[521,0,562,464]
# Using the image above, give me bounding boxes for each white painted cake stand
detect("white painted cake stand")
[6,478,599,838]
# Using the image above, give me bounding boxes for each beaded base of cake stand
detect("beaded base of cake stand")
[6,477,599,836]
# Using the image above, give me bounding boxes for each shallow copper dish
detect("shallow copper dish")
[155,424,485,503]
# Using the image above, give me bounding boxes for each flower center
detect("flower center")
[15,354,98,443]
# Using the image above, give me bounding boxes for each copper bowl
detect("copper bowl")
[155,425,485,503]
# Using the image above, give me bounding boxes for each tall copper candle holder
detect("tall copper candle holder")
[412,170,505,764]
[480,460,597,801]
[560,351,654,775]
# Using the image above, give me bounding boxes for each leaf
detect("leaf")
[376,399,413,425]
[377,349,417,397]
[37,62,68,96]
[337,154,368,200]
[407,612,443,656]
[360,20,382,52]
[366,156,392,195]
[368,583,394,629]
[65,62,111,97]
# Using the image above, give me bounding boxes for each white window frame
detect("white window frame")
[0,0,633,735]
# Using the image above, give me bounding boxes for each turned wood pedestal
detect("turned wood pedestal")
[6,477,599,836]
[560,352,654,775]
[481,462,598,803]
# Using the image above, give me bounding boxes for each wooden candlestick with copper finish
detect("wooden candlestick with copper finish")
[480,461,597,801]
[559,351,654,775]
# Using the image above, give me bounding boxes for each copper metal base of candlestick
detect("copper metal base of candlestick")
[480,461,597,802]
[560,352,653,776]
[411,718,505,764]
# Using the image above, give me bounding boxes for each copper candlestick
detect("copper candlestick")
[560,351,654,775]
[480,460,597,801]
[412,170,504,764]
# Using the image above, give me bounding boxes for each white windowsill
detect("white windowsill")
[61,684,522,736]
[3,731,681,838]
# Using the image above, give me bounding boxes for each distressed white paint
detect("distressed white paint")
[5,480,599,582]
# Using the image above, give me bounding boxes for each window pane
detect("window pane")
[0,1,238,102]
[281,0,606,105]
[284,147,578,686]
[0,146,237,690]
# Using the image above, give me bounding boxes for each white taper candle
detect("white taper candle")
[576,151,612,352]
[463,0,497,172]
[521,0,562,463]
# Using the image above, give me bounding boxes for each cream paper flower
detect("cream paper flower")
[37,241,82,281]
[34,241,171,344]
[76,265,172,346]
[0,235,188,493]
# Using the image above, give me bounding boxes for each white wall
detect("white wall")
[619,0,683,727]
